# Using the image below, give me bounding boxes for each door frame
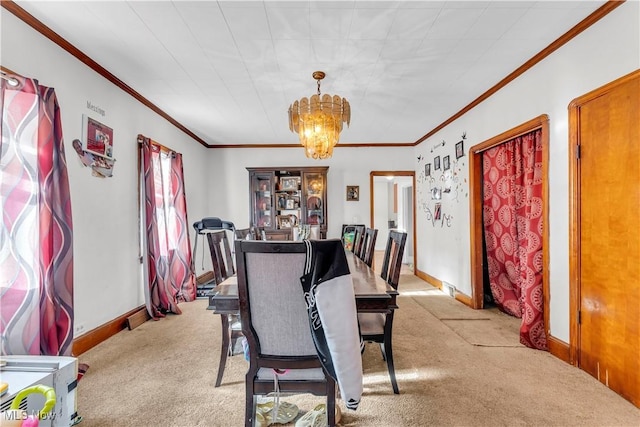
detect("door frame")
[468,116,550,335]
[369,171,416,271]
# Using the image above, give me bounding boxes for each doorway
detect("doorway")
[468,116,550,330]
[569,70,639,407]
[369,171,415,273]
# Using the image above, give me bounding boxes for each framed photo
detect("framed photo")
[277,215,292,229]
[425,163,431,177]
[431,187,442,200]
[434,156,441,170]
[455,140,464,159]
[82,115,114,159]
[443,155,450,171]
[280,177,300,191]
[346,185,359,201]
[434,203,442,220]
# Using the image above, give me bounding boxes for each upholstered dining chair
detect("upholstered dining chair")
[358,227,378,267]
[235,240,338,427]
[358,230,407,394]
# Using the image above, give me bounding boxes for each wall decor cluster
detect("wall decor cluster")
[73,114,116,178]
[417,132,468,227]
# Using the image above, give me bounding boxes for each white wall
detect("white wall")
[413,2,640,343]
[202,146,414,259]
[2,13,211,336]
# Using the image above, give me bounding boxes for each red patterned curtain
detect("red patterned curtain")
[482,129,547,350]
[1,74,74,356]
[139,136,196,319]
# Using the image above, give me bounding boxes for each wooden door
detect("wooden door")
[570,70,639,407]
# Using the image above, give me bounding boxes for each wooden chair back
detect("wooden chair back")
[342,224,365,253]
[380,230,407,289]
[234,228,252,240]
[359,227,378,267]
[206,230,235,284]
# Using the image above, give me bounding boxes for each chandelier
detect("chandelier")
[288,71,350,159]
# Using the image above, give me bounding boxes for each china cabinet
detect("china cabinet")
[247,167,328,240]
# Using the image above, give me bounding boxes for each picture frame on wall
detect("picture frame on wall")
[455,140,465,159]
[82,114,114,159]
[434,156,441,170]
[346,185,359,201]
[443,155,450,171]
[425,163,431,177]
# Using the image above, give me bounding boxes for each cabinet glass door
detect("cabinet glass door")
[275,175,301,230]
[303,172,325,227]
[251,172,274,228]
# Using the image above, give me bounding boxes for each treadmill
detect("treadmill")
[192,217,235,297]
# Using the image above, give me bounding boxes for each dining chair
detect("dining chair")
[352,225,366,256]
[340,224,366,253]
[358,230,407,394]
[207,230,242,388]
[235,227,252,240]
[358,227,378,267]
[235,240,337,427]
[207,230,235,283]
[250,225,267,241]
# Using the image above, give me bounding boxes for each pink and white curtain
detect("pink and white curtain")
[482,129,547,350]
[139,135,196,319]
[1,74,74,356]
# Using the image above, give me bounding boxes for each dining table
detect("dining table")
[207,250,397,315]
[208,247,398,388]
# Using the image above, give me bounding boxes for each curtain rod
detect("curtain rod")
[137,134,176,154]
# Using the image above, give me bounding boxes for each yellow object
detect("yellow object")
[0,384,56,427]
[0,383,8,396]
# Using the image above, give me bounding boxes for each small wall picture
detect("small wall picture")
[443,155,450,171]
[425,163,431,177]
[346,185,359,201]
[434,156,441,170]
[455,140,465,159]
[431,187,442,200]
[82,115,114,159]
[434,203,442,220]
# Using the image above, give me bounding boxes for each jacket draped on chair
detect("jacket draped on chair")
[301,239,363,411]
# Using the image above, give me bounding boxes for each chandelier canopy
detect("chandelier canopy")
[288,71,350,159]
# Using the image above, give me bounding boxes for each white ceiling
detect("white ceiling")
[11,0,606,147]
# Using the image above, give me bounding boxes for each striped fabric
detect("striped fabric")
[1,75,74,356]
